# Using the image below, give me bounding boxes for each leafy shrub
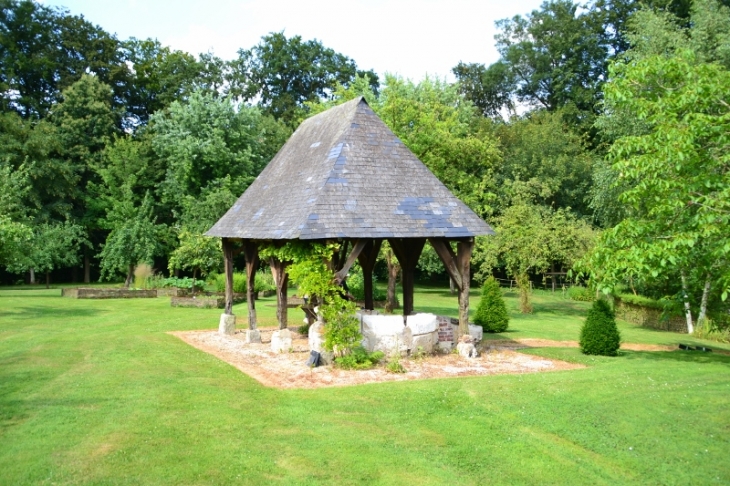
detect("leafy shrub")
[347,268,386,301]
[580,299,621,356]
[385,353,406,373]
[568,286,594,302]
[334,346,385,370]
[214,271,276,294]
[694,318,730,344]
[323,309,362,355]
[254,270,276,293]
[473,277,509,333]
[214,272,247,293]
[615,292,679,312]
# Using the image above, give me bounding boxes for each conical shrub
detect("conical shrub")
[580,299,621,356]
[474,277,509,333]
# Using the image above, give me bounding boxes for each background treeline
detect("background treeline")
[0,0,728,330]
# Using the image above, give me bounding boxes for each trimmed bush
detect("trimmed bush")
[215,272,247,293]
[580,299,621,356]
[474,277,509,333]
[568,286,594,302]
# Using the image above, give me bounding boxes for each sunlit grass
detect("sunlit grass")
[1,286,729,484]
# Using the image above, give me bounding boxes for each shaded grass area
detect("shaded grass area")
[1,288,729,484]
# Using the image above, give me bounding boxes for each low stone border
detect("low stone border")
[62,288,157,299]
[614,297,687,333]
[170,293,246,309]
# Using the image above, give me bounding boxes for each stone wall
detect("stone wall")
[357,312,483,355]
[170,293,246,309]
[614,297,687,333]
[62,288,157,299]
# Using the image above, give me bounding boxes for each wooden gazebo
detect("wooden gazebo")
[206,97,493,338]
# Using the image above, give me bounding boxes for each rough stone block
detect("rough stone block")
[405,313,438,335]
[411,332,435,354]
[218,314,236,335]
[468,324,483,342]
[308,322,334,364]
[271,329,292,353]
[245,329,261,344]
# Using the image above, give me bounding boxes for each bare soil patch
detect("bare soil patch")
[489,338,675,352]
[169,328,584,389]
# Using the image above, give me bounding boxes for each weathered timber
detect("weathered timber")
[269,257,289,329]
[357,239,383,310]
[244,240,259,329]
[388,238,426,318]
[334,239,368,283]
[222,238,235,315]
[456,239,474,338]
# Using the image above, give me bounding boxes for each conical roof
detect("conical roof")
[206,97,493,240]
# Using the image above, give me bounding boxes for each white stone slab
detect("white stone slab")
[405,313,439,335]
[271,329,292,353]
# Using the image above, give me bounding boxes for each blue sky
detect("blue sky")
[40,0,546,82]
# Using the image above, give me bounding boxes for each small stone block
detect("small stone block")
[245,329,261,343]
[218,314,236,335]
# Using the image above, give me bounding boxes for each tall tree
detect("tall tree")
[494,109,595,216]
[589,50,730,332]
[98,192,163,287]
[455,0,609,132]
[122,38,203,126]
[0,0,127,118]
[229,32,378,125]
[151,90,288,217]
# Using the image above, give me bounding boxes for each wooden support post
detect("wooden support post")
[456,239,474,338]
[243,240,259,330]
[357,239,382,310]
[222,238,235,315]
[334,239,368,283]
[269,257,289,330]
[428,238,462,292]
[388,238,426,318]
[429,238,474,339]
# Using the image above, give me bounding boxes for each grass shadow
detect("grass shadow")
[621,349,730,364]
[5,306,105,320]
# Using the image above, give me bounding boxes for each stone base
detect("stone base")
[271,329,292,353]
[245,329,261,344]
[437,341,453,353]
[218,314,236,335]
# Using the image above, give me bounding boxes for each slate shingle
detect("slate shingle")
[206,97,494,240]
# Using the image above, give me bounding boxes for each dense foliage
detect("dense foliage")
[474,277,510,332]
[1,0,727,335]
[579,299,621,356]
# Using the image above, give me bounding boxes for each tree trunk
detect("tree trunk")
[698,274,712,326]
[384,248,400,312]
[45,271,50,289]
[29,268,36,284]
[125,264,134,288]
[517,273,532,313]
[192,268,198,295]
[449,277,456,295]
[680,270,694,334]
[84,252,90,283]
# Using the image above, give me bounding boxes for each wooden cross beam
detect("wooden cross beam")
[334,239,368,283]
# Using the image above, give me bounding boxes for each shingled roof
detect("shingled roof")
[206,97,493,240]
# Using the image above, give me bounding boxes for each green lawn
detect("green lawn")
[1,286,729,485]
